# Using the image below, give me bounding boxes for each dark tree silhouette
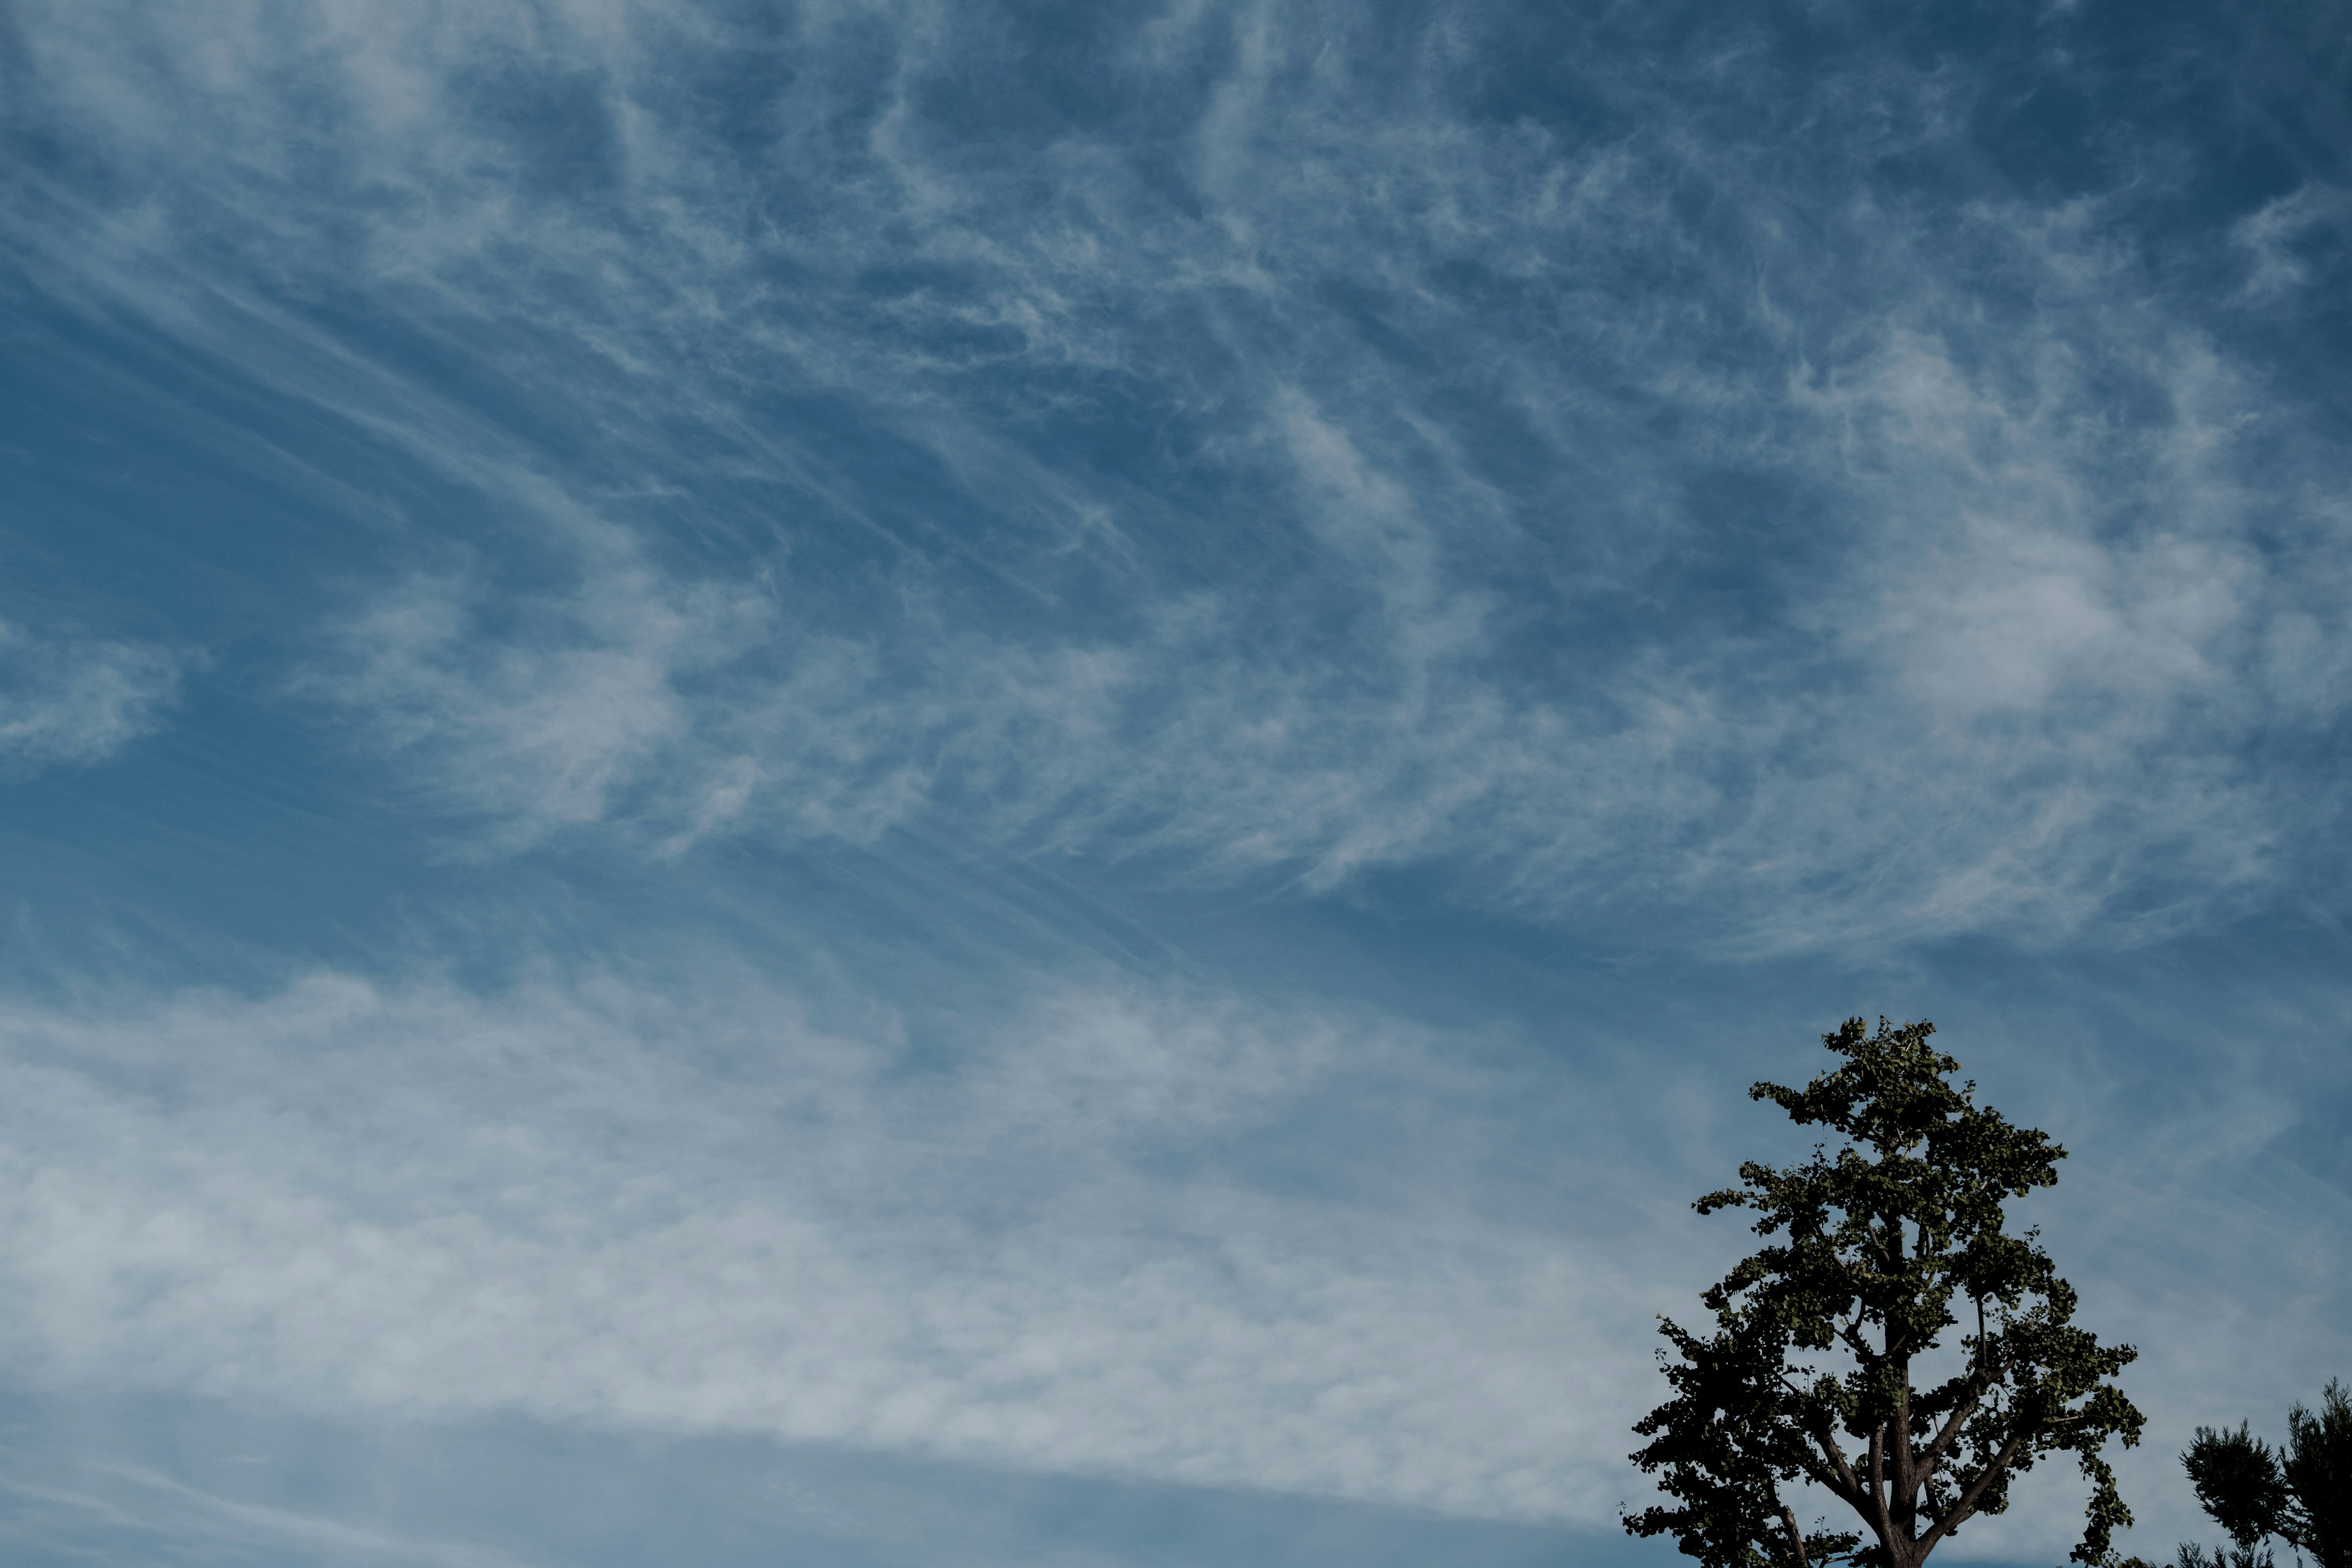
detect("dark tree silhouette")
[2178,1381,2352,1568]
[2180,1422,2288,1568]
[2282,1382,2352,1568]
[1624,1017,2144,1568]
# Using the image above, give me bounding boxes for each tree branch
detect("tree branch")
[1781,1501,1813,1568]
[1916,1428,2032,1559]
[1868,1423,1893,1545]
[1811,1424,1864,1512]
[1918,1377,1989,1479]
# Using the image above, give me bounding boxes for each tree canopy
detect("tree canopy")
[1624,1017,2144,1568]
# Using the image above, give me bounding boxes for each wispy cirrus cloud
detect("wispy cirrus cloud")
[2230,184,2348,306]
[317,564,772,851]
[5,6,2350,1566]
[9,0,2339,949]
[0,620,186,771]
[287,281,2320,948]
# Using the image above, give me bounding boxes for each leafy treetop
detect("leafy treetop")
[1626,1017,2144,1568]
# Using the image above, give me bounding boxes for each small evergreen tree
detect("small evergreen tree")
[2178,1381,2352,1568]
[2179,1422,2287,1568]
[1624,1017,2144,1568]
[2282,1382,2352,1568]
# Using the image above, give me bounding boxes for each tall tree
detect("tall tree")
[1625,1017,2145,1568]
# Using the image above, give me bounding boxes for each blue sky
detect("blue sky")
[1,1,2349,1563]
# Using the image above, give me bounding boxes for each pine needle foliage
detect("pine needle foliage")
[2281,1381,2352,1568]
[2184,1424,2290,1555]
[1625,1018,2145,1568]
[2177,1381,2352,1568]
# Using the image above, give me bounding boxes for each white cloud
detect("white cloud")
[0,967,1676,1525]
[314,566,770,849]
[0,621,186,771]
[2230,185,2345,303]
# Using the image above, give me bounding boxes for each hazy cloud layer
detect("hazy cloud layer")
[0,963,2343,1556]
[0,968,1665,1525]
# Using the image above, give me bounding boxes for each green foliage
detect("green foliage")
[2281,1381,2351,1568]
[2182,1379,2352,1568]
[1624,1018,2144,1568]
[2184,1425,2289,1552]
[2175,1544,2271,1568]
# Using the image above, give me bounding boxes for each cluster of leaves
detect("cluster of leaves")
[2174,1382,2351,1568]
[1625,1017,2144,1568]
